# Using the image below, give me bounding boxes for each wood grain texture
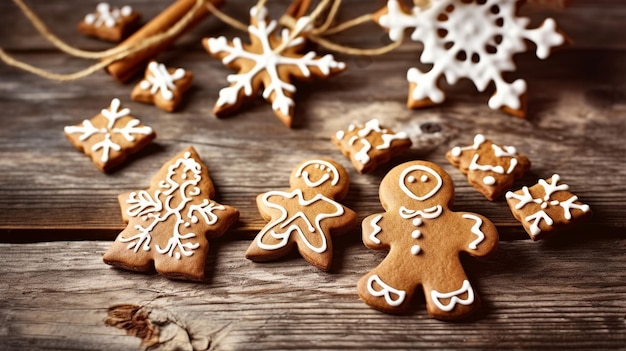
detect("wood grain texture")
[0,0,625,349]
[0,240,624,350]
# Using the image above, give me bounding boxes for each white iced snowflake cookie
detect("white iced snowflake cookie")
[103,146,240,281]
[374,0,565,117]
[64,98,155,172]
[506,174,591,240]
[78,2,140,42]
[202,5,346,127]
[131,61,193,112]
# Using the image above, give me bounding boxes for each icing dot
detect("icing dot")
[550,200,560,206]
[450,147,462,157]
[335,130,345,140]
[190,216,199,224]
[483,176,496,185]
[184,222,190,227]
[141,215,148,221]
[413,218,423,226]
[184,152,191,158]
[407,175,416,183]
[175,252,181,260]
[139,80,151,90]
[541,202,548,209]
[420,175,429,182]
[84,13,96,24]
[411,245,421,255]
[411,230,421,239]
[120,6,132,16]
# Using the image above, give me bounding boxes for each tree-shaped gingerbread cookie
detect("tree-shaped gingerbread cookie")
[358,160,498,319]
[245,158,357,270]
[103,146,239,281]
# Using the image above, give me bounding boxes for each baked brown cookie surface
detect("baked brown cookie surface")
[103,146,239,281]
[358,160,498,319]
[245,158,357,271]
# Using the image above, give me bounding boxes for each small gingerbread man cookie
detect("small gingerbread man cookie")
[103,147,240,281]
[506,174,591,240]
[64,98,155,172]
[245,158,358,271]
[358,160,499,319]
[77,2,141,42]
[446,134,530,200]
[131,61,193,112]
[331,119,412,174]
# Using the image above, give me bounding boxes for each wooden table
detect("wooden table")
[1,0,624,349]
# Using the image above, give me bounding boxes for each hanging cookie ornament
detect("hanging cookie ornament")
[373,0,566,117]
[203,2,346,127]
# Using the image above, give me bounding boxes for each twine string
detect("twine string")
[1,0,405,81]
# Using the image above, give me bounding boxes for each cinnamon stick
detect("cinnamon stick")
[105,0,224,83]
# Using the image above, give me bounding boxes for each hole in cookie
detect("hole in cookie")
[438,29,448,38]
[419,122,442,134]
[490,5,500,14]
[471,53,480,63]
[456,50,467,61]
[438,13,449,22]
[494,34,503,44]
[494,17,504,27]
[486,44,497,54]
[444,41,454,50]
[445,5,455,13]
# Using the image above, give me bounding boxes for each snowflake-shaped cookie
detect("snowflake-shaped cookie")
[77,2,141,42]
[203,6,346,127]
[131,61,193,112]
[506,174,590,240]
[64,98,155,172]
[103,147,240,281]
[374,0,565,117]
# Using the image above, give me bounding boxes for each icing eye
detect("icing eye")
[420,175,429,182]
[407,175,416,183]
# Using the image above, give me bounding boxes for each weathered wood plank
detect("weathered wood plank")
[0,239,624,350]
[1,48,625,239]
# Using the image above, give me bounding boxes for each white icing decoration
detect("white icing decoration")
[368,214,383,245]
[410,245,421,255]
[255,189,344,253]
[462,214,486,250]
[450,134,522,185]
[411,230,421,239]
[118,152,226,259]
[335,130,345,140]
[430,280,475,312]
[295,159,339,187]
[335,119,410,166]
[139,61,187,101]
[85,2,134,28]
[367,275,406,307]
[505,174,590,236]
[64,98,152,163]
[378,0,564,111]
[399,165,443,201]
[206,6,345,117]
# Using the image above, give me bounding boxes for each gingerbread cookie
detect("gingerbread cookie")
[78,2,141,42]
[374,0,565,117]
[245,158,357,270]
[446,134,530,201]
[131,61,193,112]
[203,5,346,127]
[64,98,155,172]
[506,174,590,240]
[331,119,412,174]
[103,146,239,281]
[358,160,498,319]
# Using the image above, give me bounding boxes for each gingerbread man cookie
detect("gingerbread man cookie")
[331,118,412,174]
[446,134,530,200]
[358,160,499,319]
[203,5,346,127]
[506,174,591,240]
[103,147,240,281]
[245,158,357,270]
[131,61,193,112]
[78,2,141,42]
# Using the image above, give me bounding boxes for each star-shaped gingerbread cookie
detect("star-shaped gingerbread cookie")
[103,146,240,281]
[131,61,193,112]
[203,5,346,127]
